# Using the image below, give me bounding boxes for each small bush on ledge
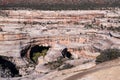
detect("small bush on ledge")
[107,26,120,32]
[44,57,64,70]
[58,63,74,71]
[96,48,120,64]
[32,49,48,63]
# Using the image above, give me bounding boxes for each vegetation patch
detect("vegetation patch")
[32,49,48,63]
[44,57,66,70]
[58,63,74,71]
[107,26,120,32]
[96,48,120,64]
[30,45,50,64]
[44,56,73,70]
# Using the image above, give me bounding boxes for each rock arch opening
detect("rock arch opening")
[20,45,31,58]
[0,56,20,78]
[20,45,50,63]
[62,48,72,59]
[30,45,50,63]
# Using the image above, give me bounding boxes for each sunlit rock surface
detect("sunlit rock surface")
[0,9,120,80]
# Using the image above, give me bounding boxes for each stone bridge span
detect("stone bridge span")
[0,10,106,57]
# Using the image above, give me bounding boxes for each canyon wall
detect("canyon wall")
[0,10,104,57]
[0,10,120,58]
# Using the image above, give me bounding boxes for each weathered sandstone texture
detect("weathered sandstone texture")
[0,10,120,58]
[0,10,120,57]
[0,9,120,79]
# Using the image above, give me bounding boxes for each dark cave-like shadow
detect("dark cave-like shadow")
[0,56,20,77]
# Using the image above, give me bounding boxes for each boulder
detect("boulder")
[35,64,50,73]
[44,44,67,62]
[38,56,45,65]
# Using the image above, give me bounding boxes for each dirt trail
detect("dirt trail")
[65,59,120,80]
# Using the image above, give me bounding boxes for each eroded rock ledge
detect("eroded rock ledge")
[0,10,120,79]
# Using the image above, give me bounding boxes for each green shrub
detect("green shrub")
[96,48,120,64]
[58,63,74,71]
[32,52,41,63]
[44,57,64,70]
[32,49,48,63]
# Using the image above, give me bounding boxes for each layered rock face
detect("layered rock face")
[0,9,120,80]
[0,10,120,76]
[0,10,120,58]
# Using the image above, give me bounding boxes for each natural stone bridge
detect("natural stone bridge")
[1,10,118,58]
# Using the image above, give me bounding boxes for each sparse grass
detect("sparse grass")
[44,57,65,70]
[58,63,74,71]
[107,26,120,32]
[96,48,120,64]
[44,57,73,70]
[82,60,92,64]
